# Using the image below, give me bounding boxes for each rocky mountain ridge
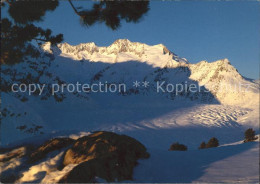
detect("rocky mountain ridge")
[40,39,258,106]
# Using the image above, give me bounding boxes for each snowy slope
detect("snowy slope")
[1,39,259,144]
[134,138,259,183]
[43,39,259,106]
[1,39,259,183]
[1,135,258,183]
[42,39,188,67]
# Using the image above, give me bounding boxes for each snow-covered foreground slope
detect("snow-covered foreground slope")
[1,39,259,183]
[1,136,258,183]
[1,92,258,148]
[134,139,259,183]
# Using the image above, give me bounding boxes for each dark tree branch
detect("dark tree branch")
[68,0,81,16]
[33,38,48,42]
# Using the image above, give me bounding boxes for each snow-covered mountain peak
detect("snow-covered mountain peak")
[194,58,230,67]
[41,42,52,53]
[188,58,259,106]
[190,58,240,77]
[41,41,245,83]
[218,58,230,64]
[108,39,172,55]
[2,39,259,149]
[190,58,243,87]
[41,40,250,94]
[111,38,133,47]
[41,40,189,68]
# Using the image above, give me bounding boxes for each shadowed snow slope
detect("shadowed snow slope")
[0,135,258,183]
[134,140,259,183]
[2,39,258,145]
[42,39,259,106]
[1,39,259,183]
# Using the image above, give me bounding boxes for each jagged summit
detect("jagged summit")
[41,39,188,67]
[37,39,260,106]
[111,38,133,46]
[41,40,250,86]
[41,40,251,96]
[41,40,242,78]
[42,39,173,55]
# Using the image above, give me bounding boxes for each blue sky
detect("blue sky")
[3,1,260,79]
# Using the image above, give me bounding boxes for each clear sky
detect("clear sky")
[3,1,260,79]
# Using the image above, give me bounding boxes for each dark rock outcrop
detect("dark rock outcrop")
[29,137,75,163]
[0,147,26,163]
[59,131,149,183]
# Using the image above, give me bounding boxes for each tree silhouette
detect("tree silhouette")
[8,0,59,24]
[1,18,63,65]
[206,137,219,148]
[169,142,188,151]
[198,141,206,149]
[1,0,63,65]
[1,0,150,65]
[244,128,257,142]
[68,0,150,30]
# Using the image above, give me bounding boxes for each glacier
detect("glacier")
[1,39,259,183]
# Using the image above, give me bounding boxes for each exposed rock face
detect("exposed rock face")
[0,146,26,163]
[29,137,75,163]
[59,131,150,183]
[0,146,28,183]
